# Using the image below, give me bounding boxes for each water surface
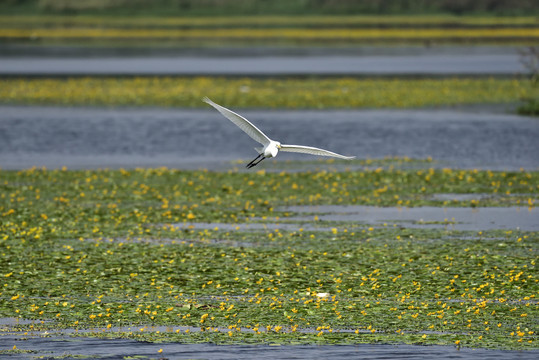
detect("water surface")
[0,53,525,76]
[1,335,537,360]
[286,205,539,231]
[1,106,537,170]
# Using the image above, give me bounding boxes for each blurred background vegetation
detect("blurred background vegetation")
[1,0,538,16]
[1,0,537,114]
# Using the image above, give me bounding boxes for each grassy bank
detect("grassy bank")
[0,165,537,349]
[0,77,533,109]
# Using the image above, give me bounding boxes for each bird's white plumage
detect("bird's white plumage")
[203,97,271,146]
[280,144,355,160]
[203,97,355,166]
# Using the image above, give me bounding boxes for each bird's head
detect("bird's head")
[276,142,281,149]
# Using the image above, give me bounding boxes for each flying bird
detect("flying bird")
[203,97,355,168]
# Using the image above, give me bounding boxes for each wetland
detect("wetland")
[0,164,537,358]
[0,9,538,359]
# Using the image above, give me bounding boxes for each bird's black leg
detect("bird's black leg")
[246,154,263,168]
[247,156,266,169]
[247,159,260,169]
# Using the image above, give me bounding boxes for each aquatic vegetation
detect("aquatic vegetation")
[518,98,539,116]
[0,165,537,349]
[1,27,537,45]
[0,77,532,109]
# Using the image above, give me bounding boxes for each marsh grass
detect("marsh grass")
[0,164,537,349]
[0,77,533,109]
[2,27,538,41]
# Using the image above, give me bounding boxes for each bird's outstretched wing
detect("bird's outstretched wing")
[203,97,271,146]
[280,144,355,160]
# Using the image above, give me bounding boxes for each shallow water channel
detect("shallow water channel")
[1,333,538,360]
[286,205,539,232]
[168,206,538,235]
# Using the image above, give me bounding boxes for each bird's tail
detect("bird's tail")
[254,147,263,154]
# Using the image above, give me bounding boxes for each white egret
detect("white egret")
[203,97,355,168]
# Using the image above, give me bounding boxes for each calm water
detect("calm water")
[0,54,524,76]
[1,106,537,170]
[1,334,537,360]
[169,206,539,232]
[286,205,539,231]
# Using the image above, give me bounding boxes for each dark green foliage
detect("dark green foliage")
[1,0,538,16]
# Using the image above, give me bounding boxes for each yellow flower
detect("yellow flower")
[200,313,209,323]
